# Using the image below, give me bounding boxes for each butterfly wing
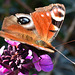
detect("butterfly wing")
[0,14,42,44]
[0,4,65,53]
[31,3,65,42]
[0,13,55,53]
[31,10,51,40]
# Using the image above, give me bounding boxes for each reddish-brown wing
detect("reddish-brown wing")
[0,4,65,53]
[31,4,65,42]
[31,10,56,41]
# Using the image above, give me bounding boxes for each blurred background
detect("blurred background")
[0,0,75,75]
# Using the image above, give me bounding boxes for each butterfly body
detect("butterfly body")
[0,3,65,53]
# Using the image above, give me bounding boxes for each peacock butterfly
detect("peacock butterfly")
[0,3,65,53]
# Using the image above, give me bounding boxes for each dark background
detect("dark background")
[0,0,75,75]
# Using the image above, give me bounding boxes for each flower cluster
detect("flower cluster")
[0,40,53,75]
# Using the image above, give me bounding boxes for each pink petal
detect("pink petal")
[26,56,33,59]
[32,52,41,71]
[28,50,32,56]
[26,50,33,59]
[0,46,5,56]
[33,52,39,61]
[0,71,4,75]
[0,65,2,68]
[2,68,8,73]
[0,65,8,73]
[39,54,53,72]
[5,39,20,46]
[18,72,25,75]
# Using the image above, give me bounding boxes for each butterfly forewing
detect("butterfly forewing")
[0,15,39,44]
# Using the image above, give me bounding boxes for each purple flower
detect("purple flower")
[0,44,33,74]
[32,52,53,72]
[0,40,54,74]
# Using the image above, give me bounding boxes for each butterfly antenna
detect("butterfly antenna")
[43,41,75,65]
[55,40,75,47]
[54,48,75,65]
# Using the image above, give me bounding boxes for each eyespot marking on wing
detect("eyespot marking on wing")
[50,5,65,21]
[15,13,35,29]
